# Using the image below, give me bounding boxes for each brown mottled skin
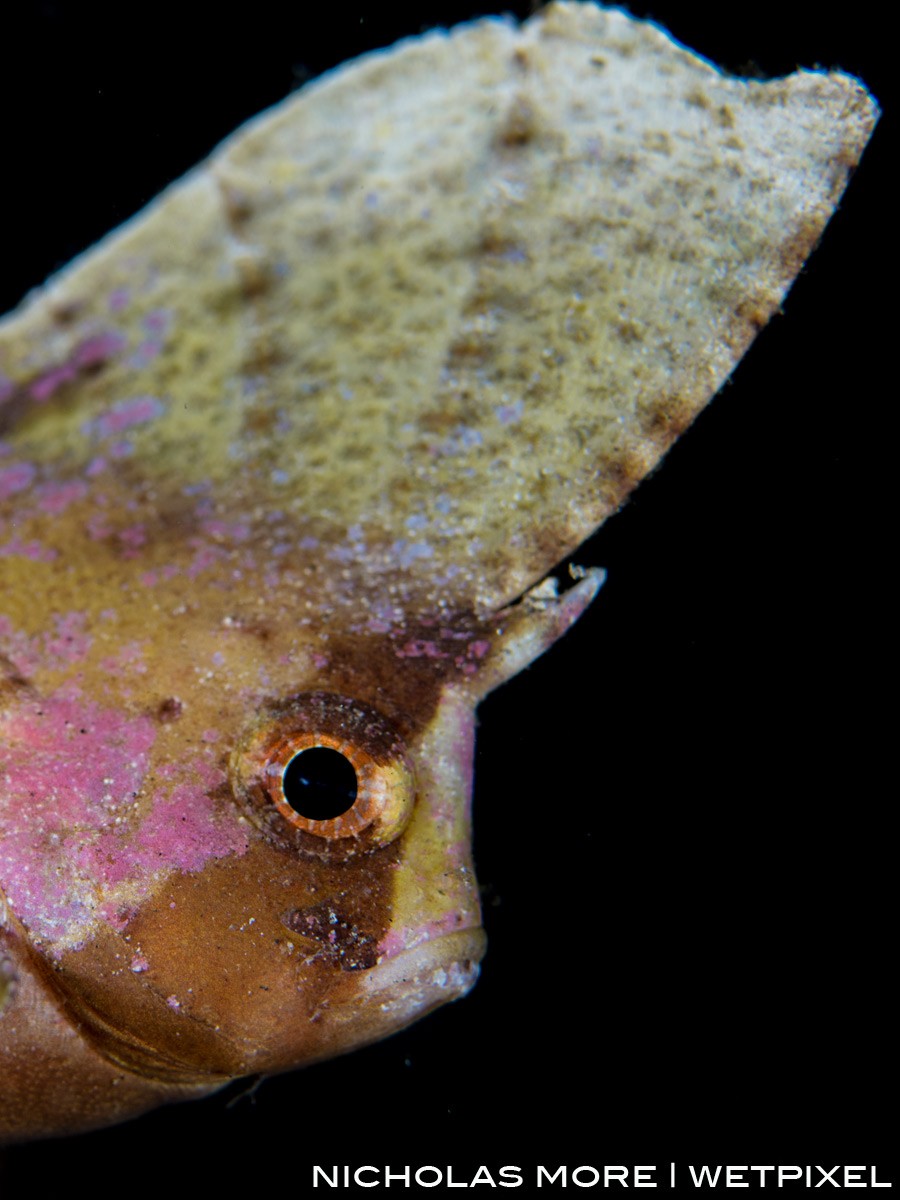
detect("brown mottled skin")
[0,3,877,1141]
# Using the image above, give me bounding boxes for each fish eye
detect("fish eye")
[282,746,358,820]
[231,692,417,860]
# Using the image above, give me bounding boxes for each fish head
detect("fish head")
[0,528,599,1086]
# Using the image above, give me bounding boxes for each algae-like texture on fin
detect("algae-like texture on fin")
[0,4,877,627]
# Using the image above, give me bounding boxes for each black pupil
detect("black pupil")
[282,747,358,820]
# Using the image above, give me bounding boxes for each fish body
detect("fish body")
[0,2,878,1142]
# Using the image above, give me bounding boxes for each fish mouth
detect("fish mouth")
[357,927,487,1034]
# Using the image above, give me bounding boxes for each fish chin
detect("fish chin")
[277,928,487,1075]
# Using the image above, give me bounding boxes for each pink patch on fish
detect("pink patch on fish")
[93,395,164,436]
[73,331,127,368]
[99,903,137,932]
[187,543,224,578]
[0,690,248,948]
[0,696,156,942]
[108,288,131,312]
[30,364,76,401]
[118,524,147,554]
[115,776,247,879]
[0,537,56,562]
[36,479,89,515]
[0,617,41,675]
[100,642,145,676]
[44,611,92,664]
[0,461,36,501]
[395,640,449,660]
[28,333,126,401]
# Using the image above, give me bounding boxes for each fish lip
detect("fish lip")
[361,927,488,1011]
[376,925,487,969]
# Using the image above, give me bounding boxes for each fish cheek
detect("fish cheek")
[53,835,401,1081]
[43,669,484,1084]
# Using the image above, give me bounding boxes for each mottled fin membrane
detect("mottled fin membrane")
[0,3,878,622]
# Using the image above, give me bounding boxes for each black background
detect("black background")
[0,1,891,1191]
